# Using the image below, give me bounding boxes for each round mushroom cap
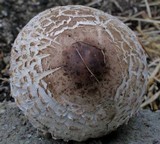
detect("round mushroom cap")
[10,5,148,141]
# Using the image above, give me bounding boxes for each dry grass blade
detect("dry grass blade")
[85,0,102,6]
[0,78,9,82]
[147,62,160,94]
[137,30,160,35]
[117,16,160,24]
[144,0,152,18]
[111,0,123,12]
[148,63,160,84]
[139,1,160,7]
[144,58,160,110]
[141,91,160,108]
[148,58,160,67]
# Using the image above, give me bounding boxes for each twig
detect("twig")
[76,49,100,83]
[101,50,106,65]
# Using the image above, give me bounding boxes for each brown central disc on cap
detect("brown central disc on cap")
[63,41,106,85]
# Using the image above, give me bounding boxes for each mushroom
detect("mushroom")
[10,5,148,141]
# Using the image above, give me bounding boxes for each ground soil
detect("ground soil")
[0,102,160,144]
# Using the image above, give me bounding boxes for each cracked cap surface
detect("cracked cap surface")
[10,5,148,141]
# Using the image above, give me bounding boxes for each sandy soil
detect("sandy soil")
[0,102,160,144]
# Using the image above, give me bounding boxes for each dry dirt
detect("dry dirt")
[0,102,160,144]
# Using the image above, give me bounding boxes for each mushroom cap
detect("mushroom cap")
[10,5,148,141]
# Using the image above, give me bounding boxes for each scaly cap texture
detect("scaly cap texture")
[10,5,147,141]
